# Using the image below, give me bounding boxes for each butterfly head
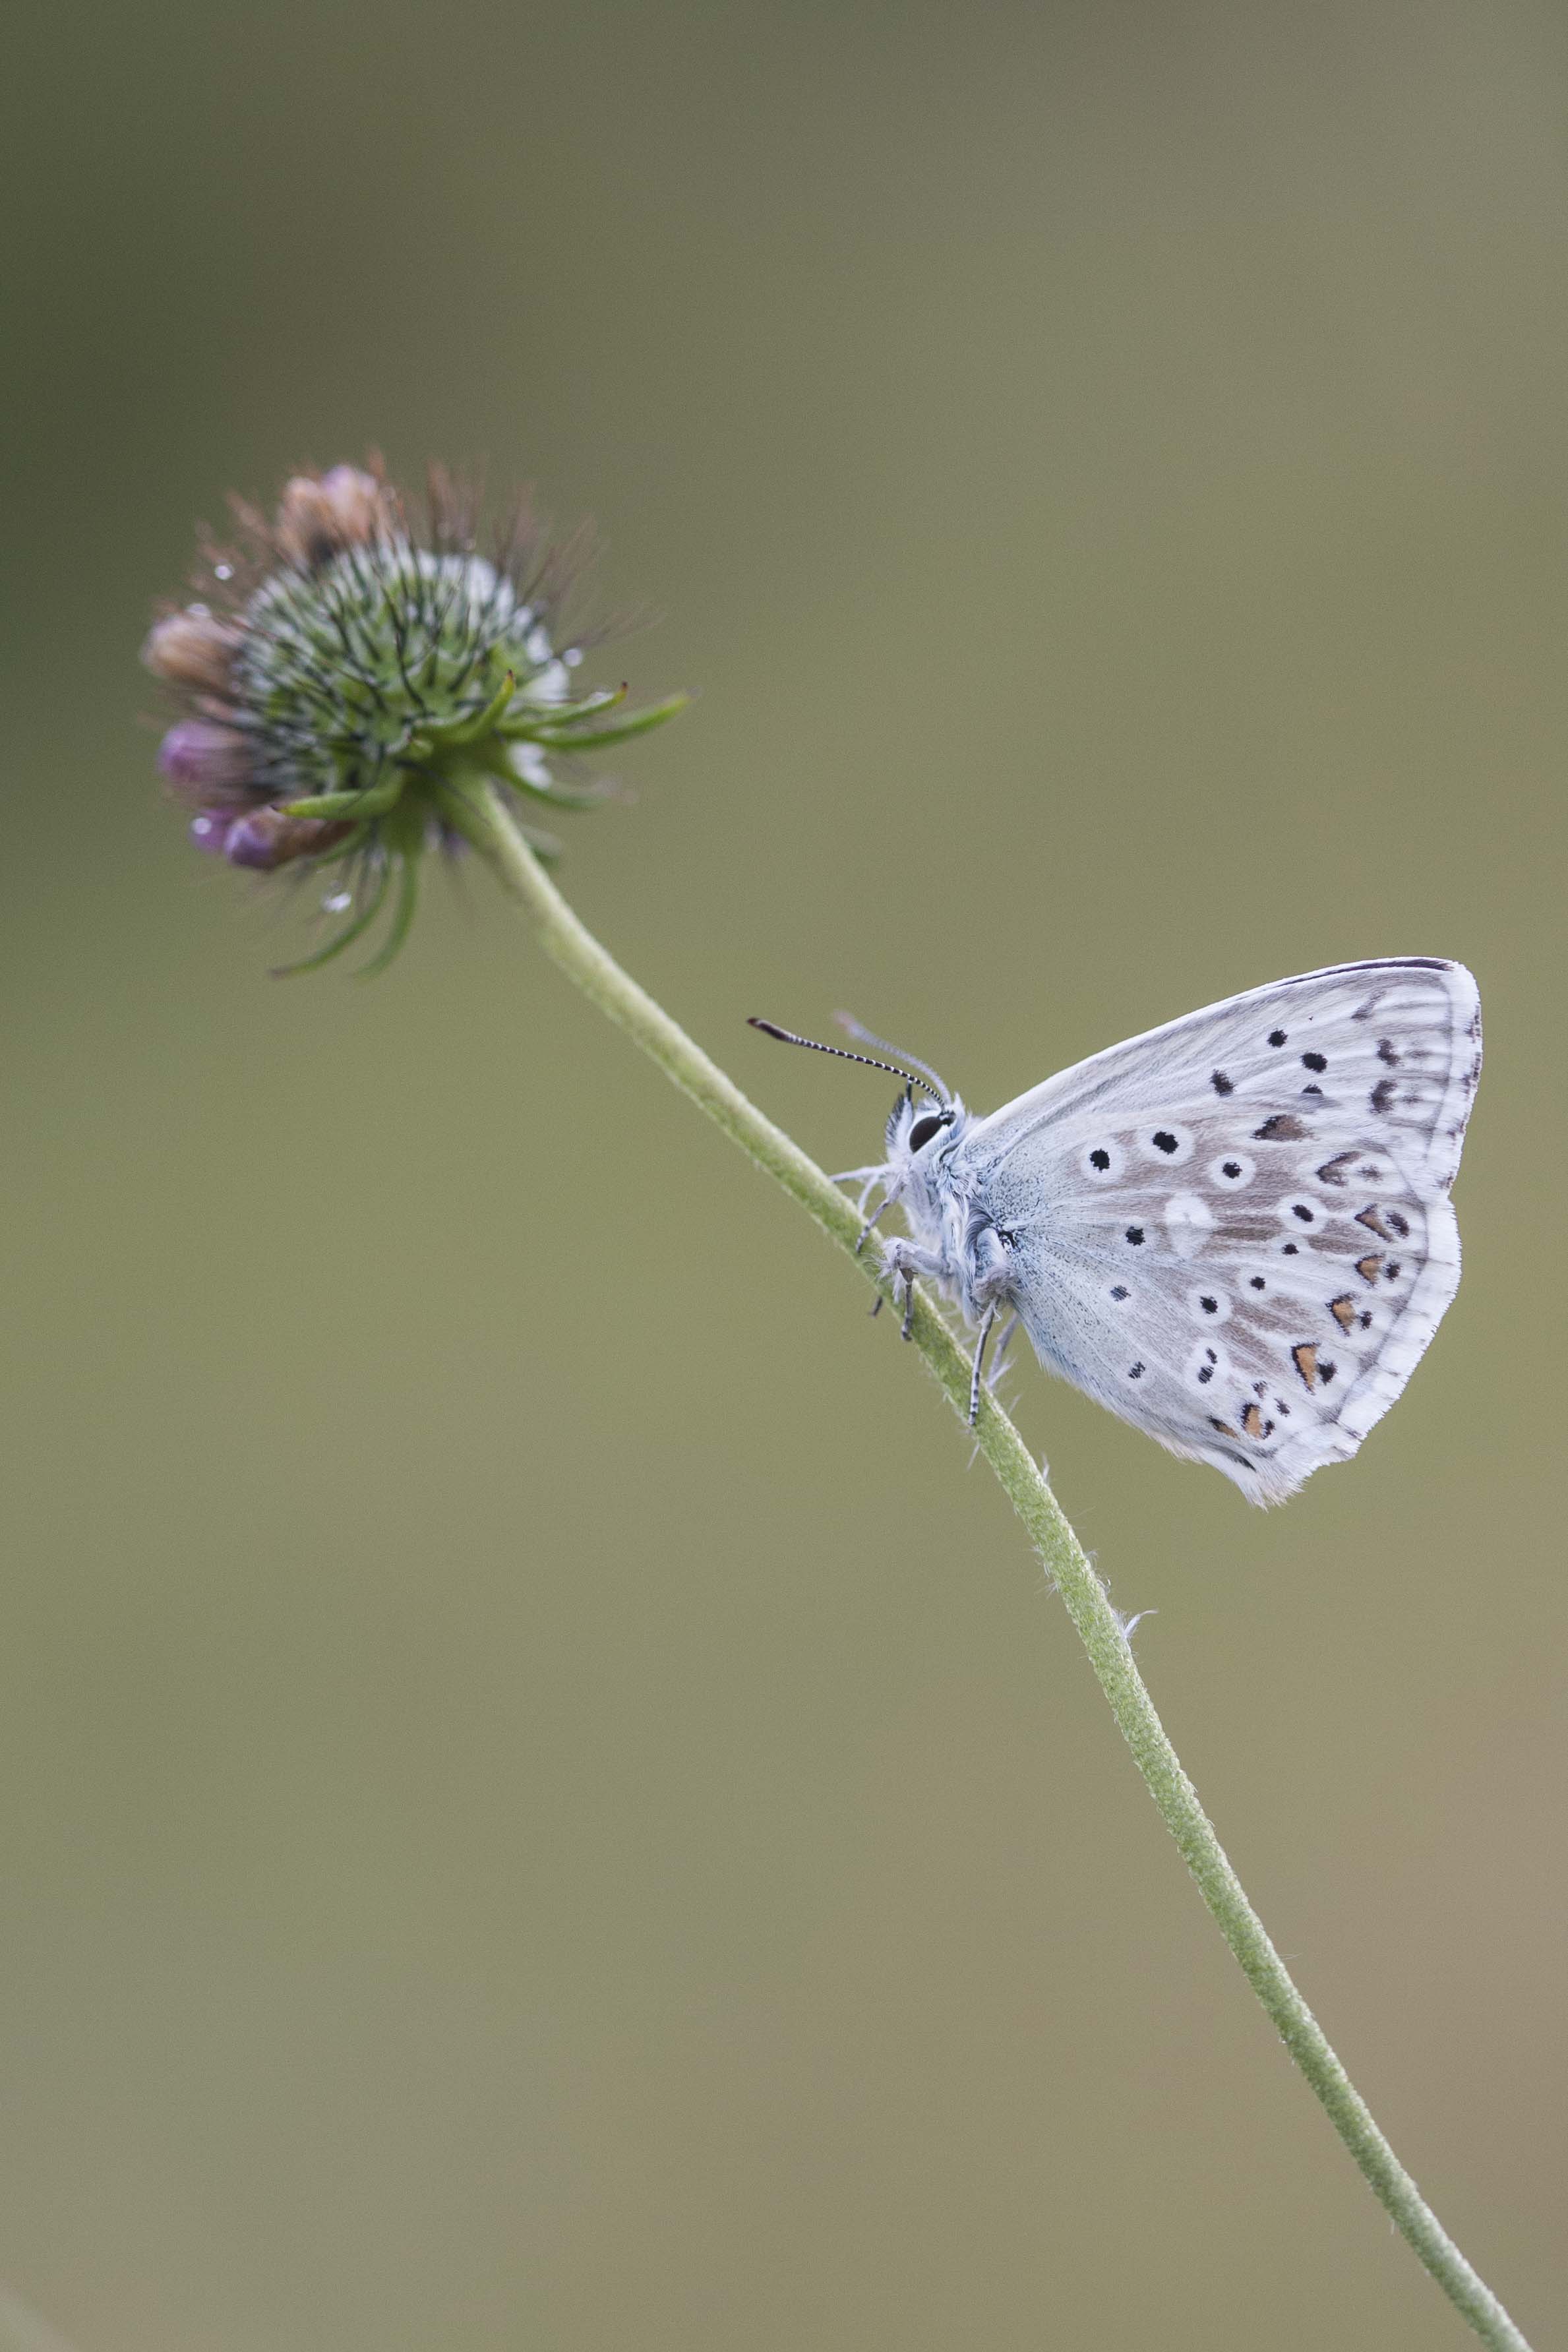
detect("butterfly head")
[884,1090,963,1162]
[747,1011,970,1202]
[881,1085,971,1248]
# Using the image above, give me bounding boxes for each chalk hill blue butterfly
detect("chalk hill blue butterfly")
[756,960,1480,1503]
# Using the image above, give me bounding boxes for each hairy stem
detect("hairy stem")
[447,776,1532,2352]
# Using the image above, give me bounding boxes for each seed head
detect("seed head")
[144,459,686,972]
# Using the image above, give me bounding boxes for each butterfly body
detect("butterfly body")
[863,960,1480,1504]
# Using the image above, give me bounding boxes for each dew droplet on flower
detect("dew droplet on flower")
[323,889,352,913]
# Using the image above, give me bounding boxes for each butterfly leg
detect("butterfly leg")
[831,1163,888,1199]
[967,1306,998,1425]
[833,1166,890,1230]
[854,1186,902,1255]
[878,1237,948,1339]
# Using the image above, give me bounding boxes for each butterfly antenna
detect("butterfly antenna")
[748,1018,946,1106]
[834,1012,951,1104]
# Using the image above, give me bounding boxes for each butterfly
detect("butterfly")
[753,959,1481,1503]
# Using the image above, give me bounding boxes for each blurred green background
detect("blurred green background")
[0,1,1563,2345]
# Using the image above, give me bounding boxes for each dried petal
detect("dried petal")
[143,607,241,694]
[158,719,254,799]
[222,807,351,870]
[274,466,395,568]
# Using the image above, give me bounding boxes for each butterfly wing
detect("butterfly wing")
[961,961,1481,1502]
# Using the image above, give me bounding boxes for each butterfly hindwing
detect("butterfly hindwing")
[964,961,1480,1501]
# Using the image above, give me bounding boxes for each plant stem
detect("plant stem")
[448,777,1533,2352]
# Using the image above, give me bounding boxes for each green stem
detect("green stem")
[450,777,1532,2352]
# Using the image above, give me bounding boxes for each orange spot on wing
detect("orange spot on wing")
[1254,1113,1310,1141]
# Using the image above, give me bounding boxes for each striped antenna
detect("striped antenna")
[747,1018,947,1106]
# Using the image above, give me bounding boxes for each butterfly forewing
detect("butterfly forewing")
[964,961,1480,1501]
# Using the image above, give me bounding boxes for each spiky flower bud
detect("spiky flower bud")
[144,459,686,971]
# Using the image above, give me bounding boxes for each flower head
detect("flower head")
[144,460,685,971]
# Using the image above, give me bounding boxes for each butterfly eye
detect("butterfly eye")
[907,1112,948,1152]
